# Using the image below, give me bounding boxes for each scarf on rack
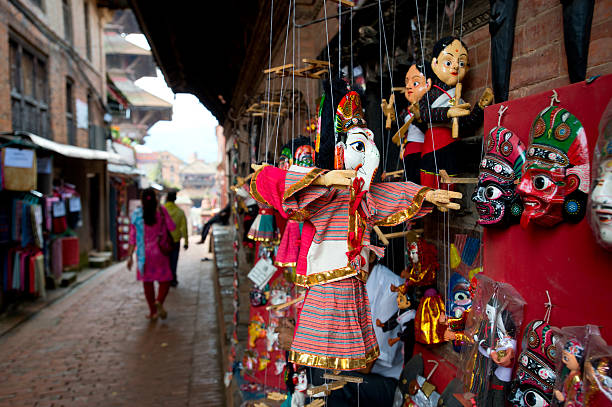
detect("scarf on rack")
[130,207,145,276]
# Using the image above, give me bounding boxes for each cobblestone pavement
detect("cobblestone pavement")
[0,237,225,407]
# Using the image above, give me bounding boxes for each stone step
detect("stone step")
[60,272,77,287]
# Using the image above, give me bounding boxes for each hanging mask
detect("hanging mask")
[588,109,612,250]
[472,126,526,227]
[294,144,315,167]
[334,91,380,191]
[278,146,293,171]
[250,287,267,307]
[447,272,472,319]
[509,320,559,407]
[517,105,590,227]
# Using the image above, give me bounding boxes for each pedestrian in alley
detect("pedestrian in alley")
[197,203,231,260]
[127,187,176,321]
[164,191,189,287]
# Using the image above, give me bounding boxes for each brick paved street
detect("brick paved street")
[0,237,225,407]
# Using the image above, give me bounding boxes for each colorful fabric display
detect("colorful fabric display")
[1,247,44,296]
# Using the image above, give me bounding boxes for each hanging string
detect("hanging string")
[272,0,294,165]
[264,0,275,164]
[378,0,385,169]
[459,0,465,38]
[323,1,336,144]
[338,0,341,72]
[543,290,553,324]
[350,6,354,85]
[292,0,296,154]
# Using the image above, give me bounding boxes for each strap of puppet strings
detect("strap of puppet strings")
[264,0,275,165]
[323,0,336,146]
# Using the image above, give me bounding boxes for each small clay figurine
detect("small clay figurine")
[417,36,494,188]
[517,104,590,228]
[376,283,416,364]
[554,338,585,407]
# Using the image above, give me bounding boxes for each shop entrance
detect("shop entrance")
[88,173,100,251]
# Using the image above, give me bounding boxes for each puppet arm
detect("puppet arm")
[370,182,433,226]
[377,315,399,332]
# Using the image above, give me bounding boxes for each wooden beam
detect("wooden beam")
[267,392,287,401]
[392,86,405,92]
[302,58,330,66]
[392,115,414,146]
[439,169,478,184]
[263,63,294,74]
[307,380,347,396]
[328,0,355,6]
[373,225,389,245]
[265,294,306,311]
[382,170,404,180]
[306,399,326,407]
[382,229,423,240]
[322,373,364,384]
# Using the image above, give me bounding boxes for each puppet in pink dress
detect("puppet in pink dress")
[249,92,452,370]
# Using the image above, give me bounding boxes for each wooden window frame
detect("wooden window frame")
[9,34,50,139]
[66,77,76,145]
[62,0,73,45]
[84,1,91,60]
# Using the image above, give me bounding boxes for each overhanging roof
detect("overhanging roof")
[109,74,173,109]
[104,32,151,55]
[128,0,290,124]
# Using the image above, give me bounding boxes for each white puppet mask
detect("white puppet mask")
[591,158,612,246]
[337,127,380,191]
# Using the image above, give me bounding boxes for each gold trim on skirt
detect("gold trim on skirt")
[288,346,380,371]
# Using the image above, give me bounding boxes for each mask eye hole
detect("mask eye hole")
[523,390,548,407]
[485,185,503,200]
[350,141,365,152]
[533,175,553,190]
[454,292,467,302]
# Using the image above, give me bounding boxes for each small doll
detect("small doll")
[554,338,585,407]
[376,283,416,364]
[401,238,438,287]
[291,367,308,407]
[414,288,447,345]
[416,36,494,188]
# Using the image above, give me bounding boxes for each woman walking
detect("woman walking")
[127,188,176,320]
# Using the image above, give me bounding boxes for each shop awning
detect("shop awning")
[108,163,144,176]
[108,74,173,111]
[2,132,123,162]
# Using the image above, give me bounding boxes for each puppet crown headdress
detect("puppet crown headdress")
[481,126,526,183]
[334,91,369,136]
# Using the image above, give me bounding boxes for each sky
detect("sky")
[125,34,219,164]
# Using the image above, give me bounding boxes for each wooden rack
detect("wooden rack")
[264,59,330,79]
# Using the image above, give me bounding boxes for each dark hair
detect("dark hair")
[166,191,177,202]
[141,188,158,226]
[431,36,469,63]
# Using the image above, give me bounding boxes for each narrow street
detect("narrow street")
[0,237,224,407]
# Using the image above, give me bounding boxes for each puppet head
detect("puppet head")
[335,91,380,191]
[447,272,472,318]
[405,63,431,104]
[295,144,315,167]
[509,320,559,407]
[408,238,439,270]
[293,368,308,391]
[562,338,585,372]
[517,105,590,227]
[278,146,293,170]
[472,126,526,227]
[589,109,612,249]
[431,36,470,86]
[390,283,411,309]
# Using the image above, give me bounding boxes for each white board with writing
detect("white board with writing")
[4,148,34,168]
[247,258,277,289]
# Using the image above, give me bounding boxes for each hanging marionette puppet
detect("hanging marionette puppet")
[517,97,590,228]
[472,113,527,227]
[401,237,438,286]
[554,338,586,407]
[392,63,431,183]
[275,136,316,268]
[376,283,416,364]
[249,90,462,371]
[445,275,525,407]
[416,36,494,188]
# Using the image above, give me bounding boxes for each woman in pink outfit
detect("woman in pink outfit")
[127,188,176,320]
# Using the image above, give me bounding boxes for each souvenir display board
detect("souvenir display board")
[482,74,612,336]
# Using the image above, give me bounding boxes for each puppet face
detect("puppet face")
[591,158,612,245]
[340,127,380,191]
[278,147,292,171]
[448,273,472,318]
[409,242,419,265]
[517,106,589,228]
[404,65,430,104]
[562,350,580,372]
[295,144,314,167]
[294,370,308,391]
[397,292,411,309]
[431,39,469,86]
[473,127,526,227]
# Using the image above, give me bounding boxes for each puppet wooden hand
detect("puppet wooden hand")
[251,163,269,172]
[554,389,565,402]
[313,170,356,189]
[425,189,462,210]
[409,102,421,120]
[447,103,471,118]
[478,87,494,109]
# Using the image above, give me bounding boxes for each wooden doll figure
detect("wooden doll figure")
[376,283,416,364]
[554,338,585,407]
[400,238,438,286]
[249,91,462,371]
[395,63,431,183]
[417,36,494,188]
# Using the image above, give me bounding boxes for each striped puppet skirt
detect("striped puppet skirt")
[289,277,379,371]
